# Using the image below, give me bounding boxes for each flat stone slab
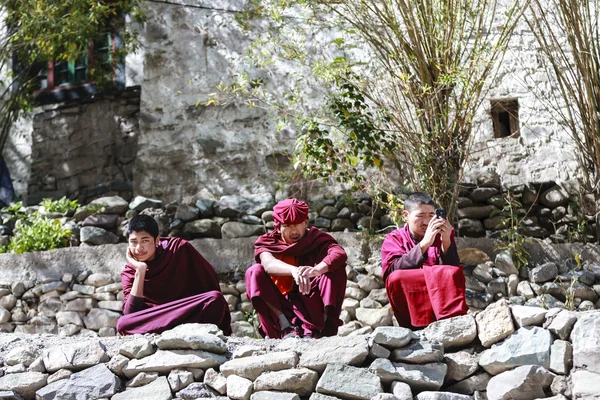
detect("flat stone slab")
[390,341,444,364]
[0,372,47,400]
[570,311,600,373]
[316,363,382,400]
[155,323,227,354]
[275,335,369,373]
[112,376,172,400]
[571,370,600,399]
[479,326,552,375]
[220,351,298,381]
[123,350,227,378]
[371,327,415,348]
[423,315,477,349]
[42,341,109,373]
[486,365,555,400]
[392,362,447,392]
[51,364,121,400]
[253,368,319,397]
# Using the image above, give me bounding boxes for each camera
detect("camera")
[435,208,446,219]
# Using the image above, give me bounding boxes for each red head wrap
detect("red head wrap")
[272,198,309,231]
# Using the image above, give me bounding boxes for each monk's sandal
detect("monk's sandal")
[281,325,301,339]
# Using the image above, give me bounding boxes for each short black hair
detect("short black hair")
[125,215,159,239]
[404,192,435,213]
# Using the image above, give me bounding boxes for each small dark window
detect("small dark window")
[491,99,519,138]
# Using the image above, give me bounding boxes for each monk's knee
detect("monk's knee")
[386,270,404,291]
[245,264,266,280]
[116,316,131,335]
[205,290,228,309]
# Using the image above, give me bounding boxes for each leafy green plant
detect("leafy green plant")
[2,213,72,254]
[40,197,79,214]
[492,192,530,270]
[84,203,107,215]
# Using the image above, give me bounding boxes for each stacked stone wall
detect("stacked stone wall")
[25,88,140,206]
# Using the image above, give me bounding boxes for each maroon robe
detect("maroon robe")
[246,227,347,338]
[117,237,231,335]
[381,224,467,328]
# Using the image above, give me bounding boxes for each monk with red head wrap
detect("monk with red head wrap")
[245,198,347,338]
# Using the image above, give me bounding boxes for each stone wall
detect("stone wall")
[25,88,140,205]
[131,1,584,204]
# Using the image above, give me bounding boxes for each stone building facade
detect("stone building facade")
[0,0,586,205]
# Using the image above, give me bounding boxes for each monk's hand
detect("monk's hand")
[126,249,147,273]
[439,219,453,242]
[292,267,311,295]
[420,217,445,251]
[298,266,322,278]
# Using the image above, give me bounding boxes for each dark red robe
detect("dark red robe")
[246,227,347,338]
[381,225,467,328]
[117,237,231,335]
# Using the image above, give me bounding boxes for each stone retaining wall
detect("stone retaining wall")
[0,309,598,399]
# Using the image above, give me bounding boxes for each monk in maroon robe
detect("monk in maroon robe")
[117,215,231,335]
[245,199,347,338]
[382,193,468,329]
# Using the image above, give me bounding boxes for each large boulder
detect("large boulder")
[423,315,477,348]
[215,194,275,218]
[486,365,555,400]
[570,311,600,373]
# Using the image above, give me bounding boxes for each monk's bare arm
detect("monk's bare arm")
[259,252,296,275]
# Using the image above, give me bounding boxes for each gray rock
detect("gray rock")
[447,372,491,395]
[486,365,555,400]
[456,206,496,220]
[203,368,227,395]
[369,342,391,359]
[251,393,300,400]
[416,392,472,400]
[175,204,200,221]
[368,358,401,384]
[423,315,477,349]
[84,273,113,287]
[510,305,547,327]
[316,363,382,400]
[524,294,565,309]
[471,187,499,202]
[275,335,368,373]
[550,340,572,375]
[53,364,121,400]
[330,219,354,232]
[215,194,275,218]
[473,263,494,283]
[356,307,392,327]
[156,323,227,354]
[476,300,515,347]
[112,376,171,400]
[391,381,412,400]
[466,276,487,293]
[530,262,559,283]
[126,371,159,388]
[371,327,415,349]
[571,370,600,399]
[320,206,339,220]
[5,346,38,367]
[457,219,485,237]
[47,370,72,385]
[444,351,480,383]
[0,390,24,400]
[220,351,297,381]
[119,337,154,359]
[253,367,319,397]
[64,298,94,312]
[129,196,163,211]
[0,309,10,324]
[309,394,340,400]
[392,362,447,391]
[570,311,600,373]
[479,326,552,375]
[550,374,571,397]
[547,310,578,340]
[196,199,215,218]
[123,350,228,378]
[43,341,109,373]
[79,227,119,245]
[221,222,265,239]
[241,215,262,225]
[81,214,119,229]
[184,219,221,238]
[227,374,253,400]
[87,196,129,215]
[357,275,383,292]
[540,186,569,207]
[495,251,518,275]
[0,372,46,400]
[83,308,120,330]
[357,216,380,230]
[390,341,444,364]
[168,369,194,392]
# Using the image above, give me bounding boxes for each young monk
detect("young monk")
[381,193,468,329]
[245,198,347,338]
[116,215,232,335]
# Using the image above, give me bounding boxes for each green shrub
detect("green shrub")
[5,213,72,254]
[40,196,80,214]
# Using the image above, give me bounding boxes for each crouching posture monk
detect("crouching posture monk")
[117,215,231,335]
[245,199,347,338]
[382,193,468,329]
